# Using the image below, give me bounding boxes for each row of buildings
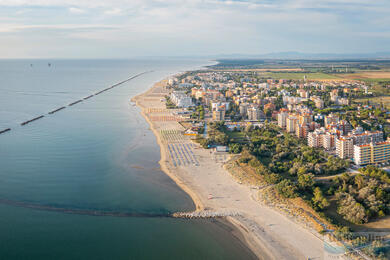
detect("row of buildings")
[278,111,390,166]
[169,71,380,166]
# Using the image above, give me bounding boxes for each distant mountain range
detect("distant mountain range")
[208,51,390,60]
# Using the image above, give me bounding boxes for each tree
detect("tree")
[337,192,368,224]
[264,173,282,184]
[354,174,365,190]
[276,180,298,198]
[229,143,242,154]
[215,133,228,145]
[199,110,205,120]
[298,173,314,190]
[199,138,211,149]
[312,187,330,210]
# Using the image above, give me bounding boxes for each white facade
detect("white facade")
[336,137,354,159]
[277,112,288,128]
[170,91,193,108]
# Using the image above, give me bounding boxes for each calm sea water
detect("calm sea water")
[0,59,256,259]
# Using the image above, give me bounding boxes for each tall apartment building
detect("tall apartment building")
[354,141,390,166]
[323,132,337,150]
[336,137,354,159]
[277,111,288,129]
[351,131,383,145]
[308,128,326,148]
[286,115,298,133]
[335,130,384,160]
[212,105,226,121]
[298,113,313,125]
[239,103,248,116]
[296,124,310,139]
[247,107,265,121]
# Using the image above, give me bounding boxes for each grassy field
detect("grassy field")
[260,72,340,80]
[226,131,248,143]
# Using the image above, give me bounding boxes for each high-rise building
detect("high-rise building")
[351,131,383,146]
[277,111,288,129]
[354,141,390,166]
[336,137,354,159]
[295,124,309,139]
[247,107,265,121]
[239,103,248,117]
[308,128,326,148]
[323,132,337,150]
[299,113,313,125]
[286,115,298,133]
[212,105,226,121]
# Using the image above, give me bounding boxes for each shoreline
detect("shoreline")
[132,79,270,259]
[132,81,205,212]
[132,77,325,260]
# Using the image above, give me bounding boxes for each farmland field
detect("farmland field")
[335,71,390,79]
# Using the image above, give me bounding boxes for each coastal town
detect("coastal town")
[3,0,390,259]
[155,64,390,259]
[167,70,389,167]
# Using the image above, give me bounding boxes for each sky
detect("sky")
[0,0,389,58]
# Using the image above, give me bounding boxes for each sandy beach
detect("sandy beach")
[132,79,326,260]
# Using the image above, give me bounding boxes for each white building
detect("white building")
[308,128,326,148]
[286,115,298,133]
[277,111,288,129]
[336,137,354,159]
[170,91,193,108]
[354,141,390,166]
[247,107,265,121]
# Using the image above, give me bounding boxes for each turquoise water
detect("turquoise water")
[0,59,256,259]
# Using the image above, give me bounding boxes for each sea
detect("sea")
[0,59,256,259]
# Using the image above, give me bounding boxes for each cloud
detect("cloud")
[0,24,119,33]
[68,7,85,14]
[0,0,389,58]
[104,8,122,15]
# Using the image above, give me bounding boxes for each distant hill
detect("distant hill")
[210,52,390,60]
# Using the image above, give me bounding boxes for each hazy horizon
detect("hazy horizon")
[0,0,389,59]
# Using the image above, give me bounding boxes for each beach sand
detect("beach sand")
[132,79,326,260]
